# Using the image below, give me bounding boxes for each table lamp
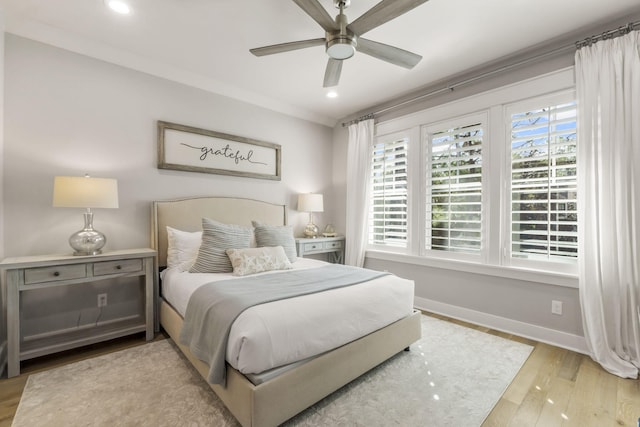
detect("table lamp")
[53,175,119,255]
[298,193,324,238]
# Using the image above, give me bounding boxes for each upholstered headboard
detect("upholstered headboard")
[151,196,287,268]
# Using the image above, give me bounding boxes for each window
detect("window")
[369,135,409,248]
[427,121,483,255]
[366,71,577,277]
[509,101,577,262]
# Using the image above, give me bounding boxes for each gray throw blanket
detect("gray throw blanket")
[179,264,390,385]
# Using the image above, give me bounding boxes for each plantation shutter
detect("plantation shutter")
[427,122,483,254]
[510,102,577,260]
[369,137,409,248]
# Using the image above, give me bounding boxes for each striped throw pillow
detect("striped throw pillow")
[252,221,297,262]
[189,218,253,273]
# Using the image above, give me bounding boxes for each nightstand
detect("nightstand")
[295,236,345,264]
[1,248,156,377]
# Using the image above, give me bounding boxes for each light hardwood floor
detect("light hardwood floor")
[1,314,638,427]
[425,313,640,427]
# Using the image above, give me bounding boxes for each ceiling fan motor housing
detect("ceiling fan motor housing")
[326,32,357,59]
[326,10,356,60]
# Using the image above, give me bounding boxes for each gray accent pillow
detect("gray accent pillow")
[189,218,253,273]
[252,221,297,262]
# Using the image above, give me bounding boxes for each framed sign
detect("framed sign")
[157,121,281,181]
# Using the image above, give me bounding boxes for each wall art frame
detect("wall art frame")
[157,121,281,181]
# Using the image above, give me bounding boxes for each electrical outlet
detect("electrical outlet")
[97,293,108,308]
[551,300,563,315]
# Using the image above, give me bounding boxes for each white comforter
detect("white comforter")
[162,258,415,375]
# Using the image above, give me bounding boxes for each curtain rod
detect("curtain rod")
[575,21,639,49]
[342,113,374,128]
[342,19,640,128]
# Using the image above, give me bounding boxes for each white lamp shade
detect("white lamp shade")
[53,176,119,209]
[298,193,323,212]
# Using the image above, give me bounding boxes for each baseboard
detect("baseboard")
[414,297,589,355]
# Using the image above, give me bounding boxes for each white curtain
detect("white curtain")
[576,31,640,379]
[345,119,374,267]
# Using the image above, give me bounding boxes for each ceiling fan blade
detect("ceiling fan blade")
[347,0,429,36]
[323,58,343,87]
[250,38,325,56]
[292,0,338,32]
[357,37,422,69]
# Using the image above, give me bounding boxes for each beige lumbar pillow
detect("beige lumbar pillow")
[226,246,292,276]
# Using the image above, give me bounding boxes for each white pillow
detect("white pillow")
[226,246,292,276]
[166,226,202,272]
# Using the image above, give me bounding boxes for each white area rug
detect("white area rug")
[12,315,533,427]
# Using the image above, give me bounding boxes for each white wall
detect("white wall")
[0,12,5,259]
[1,35,335,348]
[0,11,6,374]
[3,35,335,258]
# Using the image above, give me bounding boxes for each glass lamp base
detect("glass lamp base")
[69,212,106,256]
[303,223,319,238]
[69,229,106,256]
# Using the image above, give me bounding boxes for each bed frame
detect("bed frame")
[151,196,422,427]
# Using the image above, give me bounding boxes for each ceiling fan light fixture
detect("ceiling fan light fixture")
[326,38,356,60]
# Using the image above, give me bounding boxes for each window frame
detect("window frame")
[367,129,415,254]
[421,112,489,263]
[502,90,578,275]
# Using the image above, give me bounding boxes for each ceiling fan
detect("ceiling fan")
[250,0,429,87]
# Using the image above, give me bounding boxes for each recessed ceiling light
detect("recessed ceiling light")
[326,91,338,98]
[105,0,131,15]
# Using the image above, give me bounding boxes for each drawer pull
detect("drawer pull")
[53,271,60,277]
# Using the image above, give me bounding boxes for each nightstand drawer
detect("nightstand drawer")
[24,264,87,284]
[94,258,143,276]
[302,242,324,252]
[324,241,343,250]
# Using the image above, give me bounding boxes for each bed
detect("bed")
[151,196,422,427]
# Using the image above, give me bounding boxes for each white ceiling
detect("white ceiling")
[2,0,639,126]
